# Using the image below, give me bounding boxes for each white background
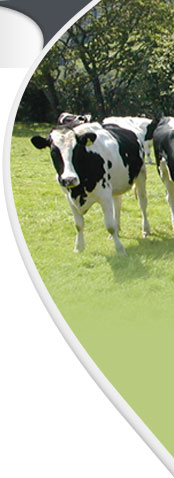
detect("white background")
[0,7,43,67]
[0,68,172,477]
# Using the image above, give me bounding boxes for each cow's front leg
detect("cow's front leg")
[135,166,151,238]
[73,209,85,252]
[74,214,85,252]
[101,194,126,255]
[67,199,85,252]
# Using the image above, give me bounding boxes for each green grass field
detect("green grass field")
[11,123,174,455]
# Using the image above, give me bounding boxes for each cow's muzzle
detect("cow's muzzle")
[59,176,79,188]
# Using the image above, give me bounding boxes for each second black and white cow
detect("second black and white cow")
[153,117,174,229]
[31,121,151,255]
[102,115,156,148]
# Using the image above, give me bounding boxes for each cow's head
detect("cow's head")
[31,126,97,189]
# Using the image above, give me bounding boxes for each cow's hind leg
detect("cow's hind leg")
[101,194,126,255]
[145,142,153,164]
[165,181,174,230]
[135,166,151,237]
[159,159,174,229]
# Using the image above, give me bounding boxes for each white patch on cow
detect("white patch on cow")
[51,128,76,151]
[50,128,79,185]
[168,117,174,129]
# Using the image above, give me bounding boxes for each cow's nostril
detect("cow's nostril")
[60,177,78,188]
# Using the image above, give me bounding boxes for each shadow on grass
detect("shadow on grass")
[104,235,174,284]
[105,252,148,283]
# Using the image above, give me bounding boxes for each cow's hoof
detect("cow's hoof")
[142,230,151,238]
[74,245,84,253]
[117,245,127,256]
[142,223,151,237]
[118,249,127,257]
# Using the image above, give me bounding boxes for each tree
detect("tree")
[18,0,174,122]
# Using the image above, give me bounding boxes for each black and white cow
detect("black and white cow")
[31,121,151,255]
[153,117,174,229]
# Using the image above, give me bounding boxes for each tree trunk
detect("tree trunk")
[92,71,106,119]
[82,57,106,118]
[43,73,59,122]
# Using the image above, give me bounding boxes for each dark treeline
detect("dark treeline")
[17,0,174,123]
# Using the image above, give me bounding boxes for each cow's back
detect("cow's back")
[103,123,144,186]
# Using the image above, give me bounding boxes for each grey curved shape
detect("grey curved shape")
[0,0,91,45]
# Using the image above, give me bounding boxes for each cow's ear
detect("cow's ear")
[31,135,50,149]
[77,132,97,146]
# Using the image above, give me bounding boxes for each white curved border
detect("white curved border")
[2,0,174,474]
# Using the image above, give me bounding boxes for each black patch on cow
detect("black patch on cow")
[70,144,106,205]
[103,123,143,184]
[102,177,106,188]
[108,173,111,180]
[108,160,112,169]
[50,144,64,176]
[71,183,88,206]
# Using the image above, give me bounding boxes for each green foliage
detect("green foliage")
[11,123,174,454]
[18,0,174,121]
